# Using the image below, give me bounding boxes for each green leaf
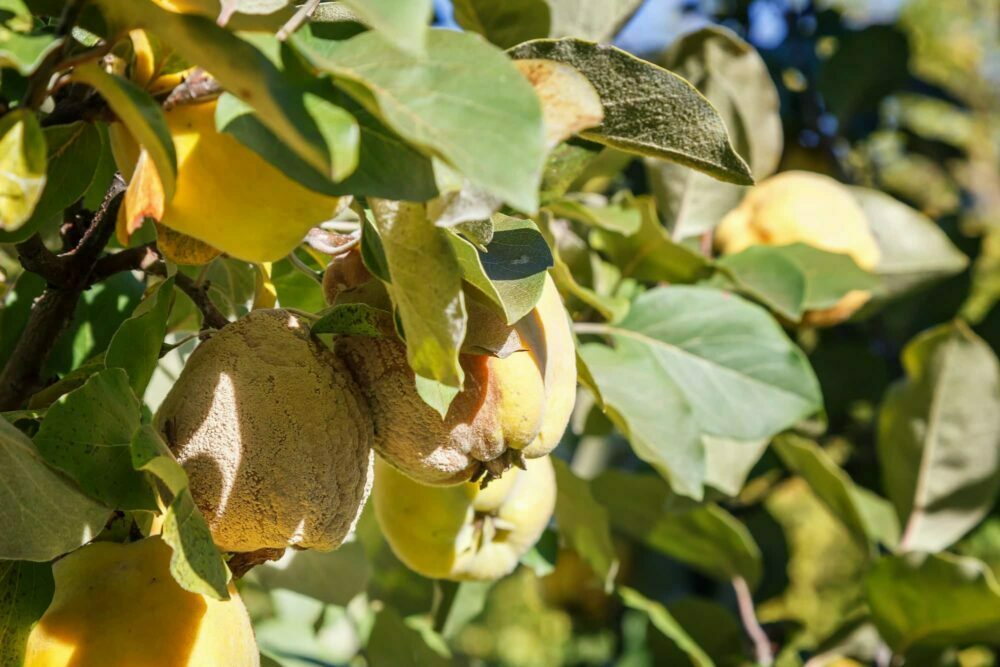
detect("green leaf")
[0,561,53,667]
[1,121,104,244]
[370,199,466,391]
[253,543,370,606]
[296,28,546,212]
[98,0,335,178]
[448,214,553,325]
[878,322,1000,552]
[866,552,1000,653]
[580,286,821,498]
[0,108,45,231]
[713,243,881,322]
[653,599,748,667]
[850,186,968,300]
[340,0,431,55]
[589,196,710,284]
[619,587,714,667]
[552,458,618,590]
[546,0,641,42]
[70,63,176,199]
[0,29,60,75]
[452,0,550,49]
[509,39,753,185]
[702,435,768,497]
[546,194,642,235]
[437,580,494,640]
[0,419,110,561]
[130,425,230,600]
[32,368,155,511]
[773,435,899,551]
[593,469,762,588]
[105,277,174,400]
[368,607,451,667]
[311,302,394,337]
[215,90,359,186]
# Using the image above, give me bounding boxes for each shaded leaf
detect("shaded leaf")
[368,606,450,667]
[0,108,45,231]
[448,214,553,325]
[0,419,109,561]
[105,277,174,400]
[509,39,753,185]
[713,243,880,322]
[580,286,821,498]
[552,458,618,590]
[296,28,546,212]
[546,0,641,42]
[878,322,1000,552]
[453,0,550,49]
[589,196,709,283]
[130,424,230,600]
[253,543,370,607]
[593,469,762,587]
[619,587,713,667]
[340,0,432,55]
[546,194,641,235]
[866,552,1000,653]
[32,368,155,511]
[311,302,394,337]
[0,561,53,667]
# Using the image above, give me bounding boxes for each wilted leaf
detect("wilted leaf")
[850,186,968,300]
[552,459,618,590]
[878,322,1000,552]
[713,243,880,322]
[71,64,176,200]
[509,39,753,185]
[0,419,110,561]
[0,561,53,667]
[105,277,175,399]
[0,108,46,231]
[580,287,821,498]
[370,199,466,394]
[866,552,1000,653]
[297,29,546,212]
[513,59,603,150]
[448,214,553,325]
[453,0,550,49]
[130,425,230,600]
[33,368,155,511]
[593,469,762,587]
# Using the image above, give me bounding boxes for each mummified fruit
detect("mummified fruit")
[373,454,556,581]
[154,309,374,553]
[110,99,342,263]
[336,275,576,486]
[24,538,258,667]
[715,170,880,326]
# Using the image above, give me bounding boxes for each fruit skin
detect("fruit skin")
[24,537,258,667]
[335,275,576,485]
[111,100,342,263]
[373,454,556,581]
[715,170,880,326]
[154,309,374,553]
[337,336,545,486]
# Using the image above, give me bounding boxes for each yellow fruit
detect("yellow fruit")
[373,454,556,581]
[151,0,220,16]
[514,276,577,458]
[24,538,258,667]
[335,276,576,486]
[154,309,374,553]
[111,100,342,263]
[715,170,880,326]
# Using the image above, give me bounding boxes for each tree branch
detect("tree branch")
[732,576,773,667]
[0,180,126,411]
[142,262,230,331]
